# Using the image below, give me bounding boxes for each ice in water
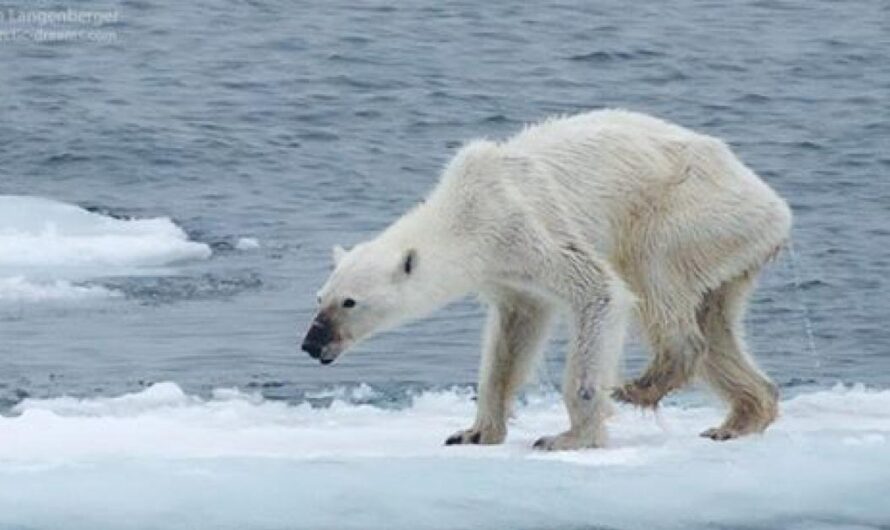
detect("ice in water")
[0,195,210,302]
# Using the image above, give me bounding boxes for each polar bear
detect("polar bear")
[301,110,791,450]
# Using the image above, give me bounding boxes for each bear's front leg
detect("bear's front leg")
[533,266,631,451]
[446,290,552,446]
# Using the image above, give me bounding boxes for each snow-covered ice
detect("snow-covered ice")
[0,382,887,529]
[0,196,210,302]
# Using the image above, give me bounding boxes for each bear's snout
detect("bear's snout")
[302,313,338,364]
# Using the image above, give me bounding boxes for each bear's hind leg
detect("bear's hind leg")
[698,272,779,441]
[445,290,553,446]
[612,318,706,409]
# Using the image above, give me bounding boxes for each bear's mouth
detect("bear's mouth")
[302,337,348,365]
[317,343,345,365]
[302,340,344,365]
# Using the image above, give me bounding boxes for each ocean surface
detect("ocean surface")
[1,0,888,529]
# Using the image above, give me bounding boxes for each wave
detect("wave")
[0,383,887,529]
[0,276,121,302]
[0,195,210,301]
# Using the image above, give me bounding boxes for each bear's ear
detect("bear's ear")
[401,248,417,276]
[332,245,347,266]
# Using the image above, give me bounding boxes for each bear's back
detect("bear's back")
[503,109,702,155]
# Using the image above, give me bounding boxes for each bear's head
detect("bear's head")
[301,241,425,365]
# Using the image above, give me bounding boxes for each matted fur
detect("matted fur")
[313,109,791,450]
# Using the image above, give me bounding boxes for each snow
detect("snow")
[0,196,210,302]
[0,383,887,529]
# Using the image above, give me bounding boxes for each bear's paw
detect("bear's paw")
[532,431,603,451]
[444,425,505,446]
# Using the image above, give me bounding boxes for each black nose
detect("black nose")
[302,340,322,358]
[302,314,334,359]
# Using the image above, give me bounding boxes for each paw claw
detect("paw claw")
[611,386,631,403]
[700,427,739,441]
[444,426,504,446]
[532,431,602,451]
[444,434,463,446]
[612,380,663,408]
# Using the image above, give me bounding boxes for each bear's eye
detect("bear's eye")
[342,298,356,308]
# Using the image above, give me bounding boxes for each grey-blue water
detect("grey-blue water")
[2,1,890,529]
[2,0,889,404]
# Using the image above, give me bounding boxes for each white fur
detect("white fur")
[315,109,792,450]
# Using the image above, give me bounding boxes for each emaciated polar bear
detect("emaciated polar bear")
[301,110,791,450]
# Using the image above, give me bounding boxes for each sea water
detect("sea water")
[1,0,888,528]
